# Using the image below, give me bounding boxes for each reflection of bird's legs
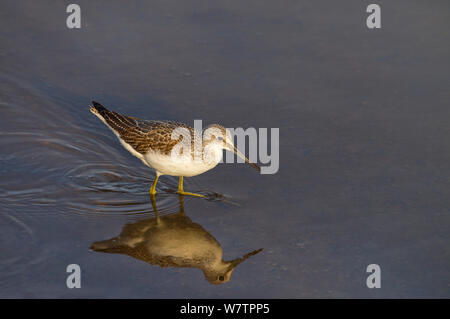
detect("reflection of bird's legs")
[150,193,161,225]
[178,194,186,216]
[177,176,205,198]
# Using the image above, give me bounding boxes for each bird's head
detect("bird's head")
[203,124,260,172]
[203,248,263,285]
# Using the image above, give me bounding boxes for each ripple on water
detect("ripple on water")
[0,210,45,291]
[62,162,185,216]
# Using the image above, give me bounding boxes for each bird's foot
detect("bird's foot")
[177,191,206,198]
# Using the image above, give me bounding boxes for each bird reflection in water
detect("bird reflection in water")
[90,195,262,285]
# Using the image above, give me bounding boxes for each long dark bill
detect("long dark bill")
[229,144,261,172]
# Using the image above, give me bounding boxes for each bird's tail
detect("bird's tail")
[89,101,138,143]
[90,100,108,117]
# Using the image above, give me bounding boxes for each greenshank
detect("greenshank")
[90,101,260,197]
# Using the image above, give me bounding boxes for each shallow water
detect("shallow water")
[0,0,449,298]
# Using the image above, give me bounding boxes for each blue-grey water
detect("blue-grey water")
[0,0,449,298]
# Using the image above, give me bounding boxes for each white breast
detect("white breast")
[143,145,223,177]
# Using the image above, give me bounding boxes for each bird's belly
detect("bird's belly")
[144,228,221,261]
[143,151,219,177]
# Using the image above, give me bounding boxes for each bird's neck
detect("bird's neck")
[202,143,224,165]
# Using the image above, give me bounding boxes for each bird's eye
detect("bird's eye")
[218,275,225,281]
[217,136,223,141]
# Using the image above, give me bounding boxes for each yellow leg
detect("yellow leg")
[177,176,205,198]
[149,174,159,195]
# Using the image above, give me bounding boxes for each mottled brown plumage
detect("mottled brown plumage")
[90,101,199,156]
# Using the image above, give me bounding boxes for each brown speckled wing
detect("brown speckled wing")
[93,102,192,155]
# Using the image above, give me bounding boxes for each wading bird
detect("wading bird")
[90,101,260,197]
